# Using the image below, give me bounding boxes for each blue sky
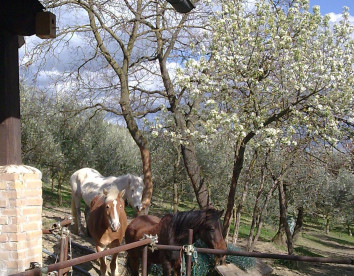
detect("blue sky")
[309,0,354,15]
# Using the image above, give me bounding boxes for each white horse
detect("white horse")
[70,168,144,235]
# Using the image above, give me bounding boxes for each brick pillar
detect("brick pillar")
[0,165,42,275]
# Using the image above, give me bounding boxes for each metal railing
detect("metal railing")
[10,224,354,276]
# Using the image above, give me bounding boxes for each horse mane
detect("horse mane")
[104,186,120,203]
[170,209,220,241]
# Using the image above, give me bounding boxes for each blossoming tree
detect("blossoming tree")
[178,0,353,238]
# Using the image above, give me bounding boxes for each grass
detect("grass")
[228,216,277,242]
[294,246,324,258]
[327,230,354,246]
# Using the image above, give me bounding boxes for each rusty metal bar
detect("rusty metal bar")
[53,218,72,228]
[9,239,153,276]
[186,229,193,276]
[42,248,90,275]
[142,245,148,276]
[155,244,182,251]
[194,248,354,265]
[9,234,354,276]
[42,218,72,235]
[47,239,152,273]
[58,235,69,276]
[154,244,353,265]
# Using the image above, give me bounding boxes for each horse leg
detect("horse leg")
[173,262,181,276]
[110,253,118,276]
[84,205,91,237]
[127,251,139,276]
[175,257,183,276]
[97,246,107,276]
[76,204,84,236]
[71,193,83,235]
[162,260,172,276]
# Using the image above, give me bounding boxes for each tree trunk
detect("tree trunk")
[247,159,267,250]
[348,224,352,237]
[180,143,213,209]
[232,205,242,244]
[248,179,278,251]
[278,180,294,255]
[85,1,153,215]
[57,176,63,206]
[272,182,286,246]
[292,206,304,242]
[232,176,250,244]
[120,75,153,214]
[272,220,286,245]
[173,147,181,213]
[155,13,213,210]
[325,214,330,234]
[51,175,55,192]
[223,134,254,238]
[232,151,257,244]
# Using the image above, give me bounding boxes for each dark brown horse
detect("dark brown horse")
[125,209,227,276]
[87,187,127,276]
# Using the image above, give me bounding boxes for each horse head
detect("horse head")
[103,188,126,232]
[126,175,144,212]
[199,209,227,265]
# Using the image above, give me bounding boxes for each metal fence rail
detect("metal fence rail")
[9,228,354,276]
[9,239,153,276]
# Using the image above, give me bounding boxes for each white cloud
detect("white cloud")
[327,12,354,25]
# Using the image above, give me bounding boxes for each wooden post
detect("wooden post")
[0,29,22,165]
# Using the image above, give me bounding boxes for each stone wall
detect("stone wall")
[0,165,42,275]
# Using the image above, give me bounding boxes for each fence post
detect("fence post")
[186,229,193,276]
[142,245,148,276]
[58,234,69,276]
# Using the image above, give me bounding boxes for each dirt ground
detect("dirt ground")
[42,206,354,276]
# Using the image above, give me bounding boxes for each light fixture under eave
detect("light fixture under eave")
[166,0,196,13]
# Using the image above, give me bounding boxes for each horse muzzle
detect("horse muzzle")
[110,221,120,232]
[214,254,226,266]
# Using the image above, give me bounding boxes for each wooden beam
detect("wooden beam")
[0,29,22,165]
[0,0,44,35]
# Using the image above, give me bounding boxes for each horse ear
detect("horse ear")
[119,189,126,198]
[103,188,108,196]
[218,209,224,218]
[91,195,100,209]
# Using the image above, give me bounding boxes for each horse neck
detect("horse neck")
[172,211,205,243]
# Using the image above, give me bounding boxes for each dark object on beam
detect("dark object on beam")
[0,0,44,35]
[166,0,196,13]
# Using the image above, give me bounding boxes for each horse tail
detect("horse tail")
[71,194,78,233]
[70,171,80,234]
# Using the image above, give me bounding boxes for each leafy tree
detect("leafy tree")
[178,0,353,239]
[21,83,141,204]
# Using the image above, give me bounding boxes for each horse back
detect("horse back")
[126,215,161,265]
[125,215,161,243]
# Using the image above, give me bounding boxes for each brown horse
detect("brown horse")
[87,187,127,276]
[125,209,227,276]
